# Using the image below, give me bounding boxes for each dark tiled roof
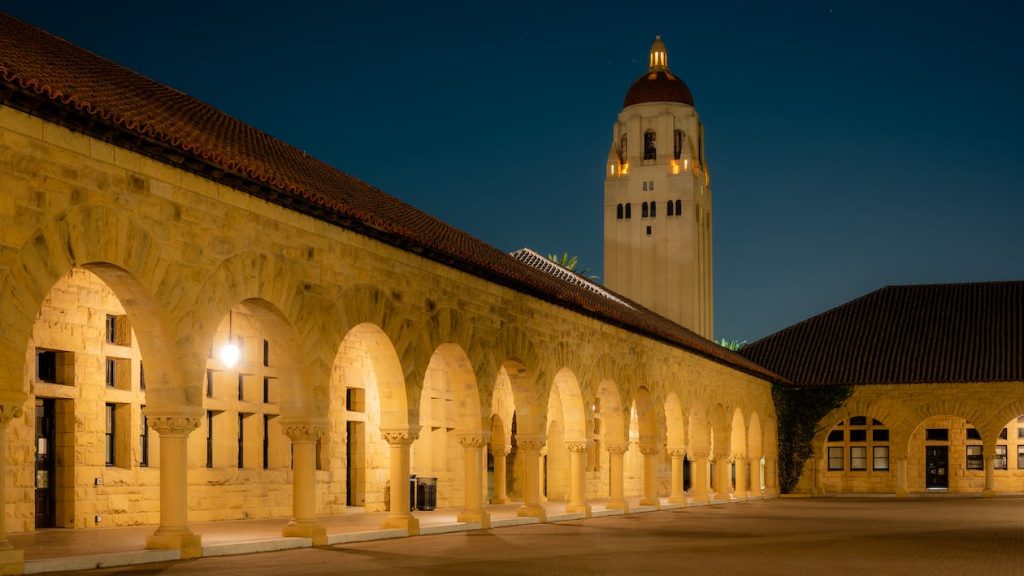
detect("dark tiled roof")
[623,70,694,108]
[0,13,782,383]
[509,248,634,308]
[740,282,1024,387]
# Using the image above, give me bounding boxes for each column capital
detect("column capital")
[689,450,709,460]
[146,406,203,437]
[606,442,629,455]
[666,447,686,458]
[733,452,747,461]
[0,403,23,427]
[565,441,589,454]
[381,428,419,446]
[639,444,660,456]
[458,433,489,449]
[491,444,512,456]
[516,435,545,452]
[281,419,327,442]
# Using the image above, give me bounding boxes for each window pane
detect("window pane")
[926,428,948,441]
[966,445,984,470]
[1018,446,1024,470]
[827,429,844,442]
[966,428,981,440]
[850,429,867,442]
[828,446,843,470]
[850,446,867,470]
[996,445,1008,470]
[849,416,867,426]
[872,446,889,470]
[872,429,889,442]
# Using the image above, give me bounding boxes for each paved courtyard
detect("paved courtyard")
[47,497,1024,575]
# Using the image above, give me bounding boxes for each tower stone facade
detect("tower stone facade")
[604,37,713,338]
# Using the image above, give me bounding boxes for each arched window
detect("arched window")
[825,416,889,472]
[616,204,623,220]
[624,203,631,219]
[620,134,628,162]
[667,201,674,217]
[650,201,657,218]
[674,130,684,160]
[641,202,649,218]
[675,200,682,216]
[643,130,656,160]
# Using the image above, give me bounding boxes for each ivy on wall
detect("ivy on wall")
[772,383,852,493]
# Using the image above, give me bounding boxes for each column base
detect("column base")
[490,496,510,505]
[565,503,592,517]
[639,498,661,509]
[516,503,547,522]
[668,494,687,504]
[0,549,23,576]
[607,499,630,513]
[147,529,202,559]
[457,509,491,529]
[283,521,327,545]
[983,489,996,497]
[382,515,420,535]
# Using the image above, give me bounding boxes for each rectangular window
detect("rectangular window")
[106,358,117,387]
[206,370,214,398]
[966,428,981,441]
[105,403,116,467]
[237,413,245,469]
[642,181,648,191]
[1018,445,1024,470]
[849,429,867,442]
[139,361,145,391]
[106,314,118,344]
[966,445,984,470]
[925,428,948,441]
[263,377,270,403]
[999,428,1008,440]
[995,445,1008,470]
[645,225,652,236]
[1018,427,1024,439]
[263,414,270,470]
[105,314,131,345]
[828,446,843,470]
[850,446,867,471]
[140,409,149,467]
[872,446,889,470]
[238,374,245,401]
[872,429,889,442]
[36,350,59,383]
[206,411,214,468]
[263,339,270,367]
[827,429,844,442]
[649,181,654,191]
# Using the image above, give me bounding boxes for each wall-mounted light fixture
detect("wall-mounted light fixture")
[218,309,240,368]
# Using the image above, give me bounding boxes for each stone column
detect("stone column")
[538,447,548,503]
[812,455,825,496]
[763,453,778,497]
[457,434,490,528]
[515,436,546,520]
[281,419,327,544]
[713,454,732,501]
[689,451,710,503]
[491,444,511,504]
[146,408,203,559]
[565,441,591,516]
[895,457,909,496]
[984,454,997,496]
[638,444,661,508]
[734,454,748,500]
[667,448,686,503]
[606,443,629,512]
[0,403,25,576]
[382,429,420,534]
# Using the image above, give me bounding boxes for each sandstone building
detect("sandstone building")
[0,16,778,575]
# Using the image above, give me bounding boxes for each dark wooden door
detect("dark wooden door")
[35,398,56,528]
[925,445,948,489]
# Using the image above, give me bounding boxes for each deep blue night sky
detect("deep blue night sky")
[5,1,1022,342]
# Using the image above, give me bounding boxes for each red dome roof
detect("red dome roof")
[623,70,694,108]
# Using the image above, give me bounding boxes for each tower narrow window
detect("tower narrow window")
[625,204,632,219]
[667,201,674,217]
[105,404,116,467]
[140,409,149,467]
[650,202,657,218]
[619,134,627,161]
[674,130,684,160]
[616,204,623,220]
[675,200,682,216]
[643,131,656,160]
[642,202,649,218]
[206,411,214,468]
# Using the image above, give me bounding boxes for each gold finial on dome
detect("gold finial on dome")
[648,35,669,71]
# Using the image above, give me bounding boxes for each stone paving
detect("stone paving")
[37,496,1024,575]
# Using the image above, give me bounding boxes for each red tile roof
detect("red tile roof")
[0,13,782,383]
[740,281,1024,387]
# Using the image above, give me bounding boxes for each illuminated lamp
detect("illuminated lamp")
[218,310,240,368]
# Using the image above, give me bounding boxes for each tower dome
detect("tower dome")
[623,36,694,108]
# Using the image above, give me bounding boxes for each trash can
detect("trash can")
[409,474,417,512]
[416,476,437,511]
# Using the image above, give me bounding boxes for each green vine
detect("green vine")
[772,383,852,493]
